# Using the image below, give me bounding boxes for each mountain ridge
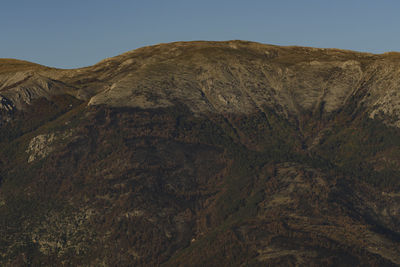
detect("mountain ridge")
[2,41,400,125]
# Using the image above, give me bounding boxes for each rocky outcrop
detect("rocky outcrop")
[0,95,15,112]
[26,130,74,163]
[0,71,76,109]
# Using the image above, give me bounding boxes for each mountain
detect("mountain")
[1,41,400,266]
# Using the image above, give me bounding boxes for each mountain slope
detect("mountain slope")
[0,41,400,266]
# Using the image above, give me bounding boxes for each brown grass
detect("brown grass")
[0,59,51,74]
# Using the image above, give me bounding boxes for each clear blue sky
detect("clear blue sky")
[1,0,399,68]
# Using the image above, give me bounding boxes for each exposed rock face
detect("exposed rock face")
[26,130,74,163]
[0,95,15,126]
[0,71,75,109]
[0,95,15,112]
[1,41,400,266]
[26,133,57,162]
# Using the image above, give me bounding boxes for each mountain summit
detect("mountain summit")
[1,41,400,266]
[3,41,400,125]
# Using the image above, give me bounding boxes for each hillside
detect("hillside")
[0,41,400,266]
